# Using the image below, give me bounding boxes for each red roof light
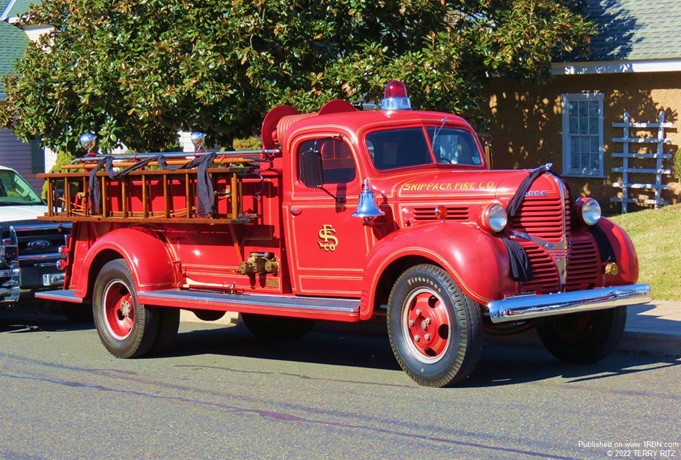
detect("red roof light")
[384,80,408,99]
[381,80,412,111]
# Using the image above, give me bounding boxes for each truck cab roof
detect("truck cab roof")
[279,107,488,173]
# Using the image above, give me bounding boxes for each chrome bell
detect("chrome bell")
[353,179,384,220]
[80,133,97,157]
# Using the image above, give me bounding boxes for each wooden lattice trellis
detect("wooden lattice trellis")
[611,111,673,213]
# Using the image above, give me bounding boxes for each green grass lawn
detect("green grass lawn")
[609,203,681,301]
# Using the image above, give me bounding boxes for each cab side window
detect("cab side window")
[297,138,356,184]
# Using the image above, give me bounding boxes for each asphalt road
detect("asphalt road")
[1,311,679,459]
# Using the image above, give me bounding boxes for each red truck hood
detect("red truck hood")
[387,168,563,204]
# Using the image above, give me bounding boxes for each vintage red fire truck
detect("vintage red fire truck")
[37,81,650,387]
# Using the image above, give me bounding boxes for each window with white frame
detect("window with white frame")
[561,93,604,177]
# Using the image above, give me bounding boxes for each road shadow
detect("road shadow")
[171,321,403,372]
[3,307,677,388]
[0,308,94,334]
[464,343,681,388]
[166,320,681,388]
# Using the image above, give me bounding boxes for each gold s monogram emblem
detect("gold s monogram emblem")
[318,224,338,251]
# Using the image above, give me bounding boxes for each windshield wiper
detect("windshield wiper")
[431,117,448,151]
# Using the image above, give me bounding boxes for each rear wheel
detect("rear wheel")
[241,313,315,340]
[387,264,482,387]
[150,307,180,354]
[93,259,159,358]
[536,306,627,363]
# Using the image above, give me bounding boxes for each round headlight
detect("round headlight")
[483,203,508,233]
[578,197,601,226]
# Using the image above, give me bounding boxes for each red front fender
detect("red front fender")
[359,222,515,319]
[73,225,179,299]
[597,218,640,285]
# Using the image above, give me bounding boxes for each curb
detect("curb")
[618,331,681,357]
[484,329,681,358]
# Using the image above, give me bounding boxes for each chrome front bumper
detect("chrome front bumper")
[487,284,651,323]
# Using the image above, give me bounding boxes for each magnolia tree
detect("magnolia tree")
[0,0,593,155]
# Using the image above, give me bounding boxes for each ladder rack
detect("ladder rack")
[38,152,272,224]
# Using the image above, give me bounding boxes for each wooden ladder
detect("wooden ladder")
[39,155,262,224]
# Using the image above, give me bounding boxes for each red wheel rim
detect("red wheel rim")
[553,312,595,344]
[102,280,135,340]
[402,288,451,364]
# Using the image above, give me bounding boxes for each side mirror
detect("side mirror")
[300,148,324,188]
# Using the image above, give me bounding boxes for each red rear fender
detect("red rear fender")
[79,226,179,295]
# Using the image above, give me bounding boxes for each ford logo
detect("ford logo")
[28,240,51,249]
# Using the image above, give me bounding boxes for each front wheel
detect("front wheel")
[536,306,627,363]
[93,259,160,358]
[387,264,483,387]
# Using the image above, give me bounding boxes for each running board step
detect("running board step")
[36,289,83,304]
[137,289,361,322]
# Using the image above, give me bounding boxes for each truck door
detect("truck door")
[283,136,369,297]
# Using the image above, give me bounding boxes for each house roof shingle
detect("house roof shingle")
[584,0,681,61]
[0,20,29,99]
[1,0,36,21]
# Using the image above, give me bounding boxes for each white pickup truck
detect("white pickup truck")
[1,165,69,304]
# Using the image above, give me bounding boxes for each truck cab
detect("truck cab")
[36,81,650,387]
[0,165,69,303]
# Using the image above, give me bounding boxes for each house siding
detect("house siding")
[482,71,681,214]
[0,127,42,193]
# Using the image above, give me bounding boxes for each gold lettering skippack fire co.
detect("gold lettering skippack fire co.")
[402,182,496,191]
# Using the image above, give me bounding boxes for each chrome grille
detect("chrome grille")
[412,206,469,221]
[2,222,69,262]
[518,242,561,294]
[565,235,601,291]
[511,175,601,294]
[508,194,570,243]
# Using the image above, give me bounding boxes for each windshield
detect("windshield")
[366,126,482,171]
[366,128,434,171]
[0,170,43,206]
[427,127,482,166]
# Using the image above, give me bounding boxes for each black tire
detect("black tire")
[61,303,94,323]
[92,259,160,358]
[536,306,627,364]
[150,307,180,354]
[241,313,315,340]
[191,309,226,322]
[387,264,483,387]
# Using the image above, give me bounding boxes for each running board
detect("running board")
[137,289,361,322]
[36,289,83,304]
